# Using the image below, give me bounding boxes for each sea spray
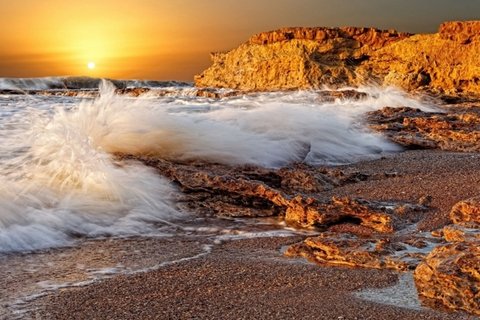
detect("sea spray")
[0,83,180,252]
[0,80,436,252]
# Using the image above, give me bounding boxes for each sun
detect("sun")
[87,61,96,70]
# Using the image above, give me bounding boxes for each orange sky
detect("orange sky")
[0,0,478,81]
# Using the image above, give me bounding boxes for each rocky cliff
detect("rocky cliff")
[195,21,480,97]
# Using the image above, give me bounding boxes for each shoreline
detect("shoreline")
[30,236,467,320]
[3,149,477,319]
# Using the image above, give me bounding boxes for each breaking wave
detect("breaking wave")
[0,76,189,91]
[0,80,434,252]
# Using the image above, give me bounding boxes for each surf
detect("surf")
[0,80,434,252]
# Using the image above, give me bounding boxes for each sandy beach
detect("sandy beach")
[5,150,473,319]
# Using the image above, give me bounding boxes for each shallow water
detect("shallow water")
[0,217,312,319]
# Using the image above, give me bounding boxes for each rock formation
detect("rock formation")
[195,27,409,91]
[450,196,480,225]
[122,152,478,315]
[414,196,480,315]
[195,21,480,98]
[367,106,480,151]
[131,157,425,233]
[414,243,480,315]
[286,234,434,271]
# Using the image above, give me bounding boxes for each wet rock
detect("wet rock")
[317,90,368,102]
[450,196,480,226]
[1,85,242,99]
[115,88,152,96]
[367,106,480,152]
[194,88,242,99]
[286,233,435,271]
[129,157,417,233]
[414,242,480,316]
[442,225,480,243]
[277,164,338,194]
[284,197,427,233]
[417,195,480,315]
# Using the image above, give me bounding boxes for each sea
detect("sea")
[0,76,435,318]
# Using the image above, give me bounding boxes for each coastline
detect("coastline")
[9,149,477,319]
[1,19,479,319]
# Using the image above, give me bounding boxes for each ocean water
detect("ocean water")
[0,78,435,253]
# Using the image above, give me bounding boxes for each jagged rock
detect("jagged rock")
[195,26,409,91]
[115,87,151,96]
[420,196,480,315]
[439,20,480,43]
[317,90,368,102]
[450,196,480,226]
[195,21,480,98]
[367,106,480,151]
[442,225,480,243]
[365,21,480,96]
[128,157,421,233]
[284,197,427,233]
[414,242,480,316]
[286,233,437,271]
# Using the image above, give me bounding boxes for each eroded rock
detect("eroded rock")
[286,232,438,271]
[450,196,480,226]
[129,157,421,234]
[284,197,427,233]
[442,225,480,243]
[414,242,480,316]
[195,26,409,91]
[367,106,480,151]
[195,21,480,98]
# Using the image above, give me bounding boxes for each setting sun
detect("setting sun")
[87,62,96,70]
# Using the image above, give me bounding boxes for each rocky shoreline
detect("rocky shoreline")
[4,20,480,318]
[124,131,479,315]
[7,87,480,319]
[26,149,479,319]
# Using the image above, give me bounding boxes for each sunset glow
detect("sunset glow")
[0,0,479,80]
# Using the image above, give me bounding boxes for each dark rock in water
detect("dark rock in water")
[414,242,480,316]
[194,88,242,98]
[317,90,368,102]
[135,157,428,234]
[128,157,395,224]
[367,106,480,152]
[115,87,152,96]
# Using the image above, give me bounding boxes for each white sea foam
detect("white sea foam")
[0,81,436,252]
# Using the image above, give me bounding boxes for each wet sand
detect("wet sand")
[30,237,469,320]
[17,150,479,320]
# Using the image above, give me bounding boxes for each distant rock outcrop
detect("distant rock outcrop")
[195,21,480,98]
